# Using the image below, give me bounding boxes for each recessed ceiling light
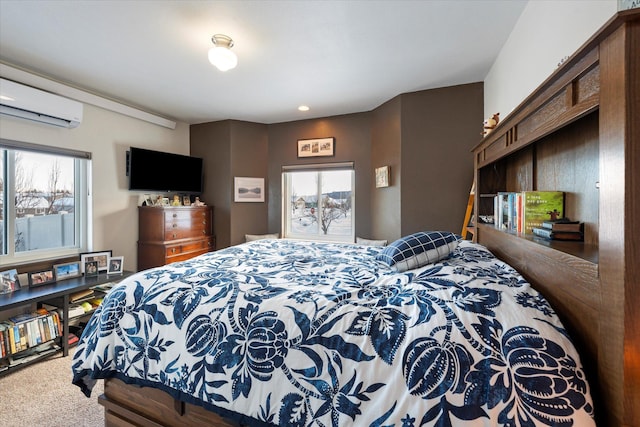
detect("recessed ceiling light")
[298,105,310,111]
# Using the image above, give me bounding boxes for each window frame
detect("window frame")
[0,139,92,266]
[281,162,355,243]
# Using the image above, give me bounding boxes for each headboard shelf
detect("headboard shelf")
[473,10,639,427]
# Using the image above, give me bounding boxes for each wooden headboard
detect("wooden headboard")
[472,10,639,427]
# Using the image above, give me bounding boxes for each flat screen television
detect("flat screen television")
[127,147,204,193]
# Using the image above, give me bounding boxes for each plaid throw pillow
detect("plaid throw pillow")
[375,231,460,272]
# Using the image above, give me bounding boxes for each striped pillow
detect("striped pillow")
[375,231,460,272]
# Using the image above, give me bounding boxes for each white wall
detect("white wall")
[0,101,189,272]
[484,0,617,120]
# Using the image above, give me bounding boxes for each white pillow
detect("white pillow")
[375,231,460,272]
[245,233,279,242]
[356,237,388,246]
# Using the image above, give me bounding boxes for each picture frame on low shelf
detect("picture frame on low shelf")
[108,256,124,275]
[53,261,82,281]
[28,269,56,287]
[80,250,112,273]
[84,260,99,277]
[0,269,20,294]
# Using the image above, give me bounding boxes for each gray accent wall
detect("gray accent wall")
[191,82,482,249]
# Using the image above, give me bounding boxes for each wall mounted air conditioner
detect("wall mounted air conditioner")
[0,78,83,128]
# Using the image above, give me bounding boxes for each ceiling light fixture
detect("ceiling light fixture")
[208,34,238,72]
[298,105,310,111]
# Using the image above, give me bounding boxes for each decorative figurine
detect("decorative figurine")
[482,112,500,136]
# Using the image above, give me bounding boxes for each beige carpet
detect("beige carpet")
[0,348,104,427]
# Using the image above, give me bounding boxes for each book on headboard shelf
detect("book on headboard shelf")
[532,227,584,241]
[541,219,584,233]
[521,191,565,235]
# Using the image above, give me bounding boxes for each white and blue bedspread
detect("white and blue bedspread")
[72,239,595,426]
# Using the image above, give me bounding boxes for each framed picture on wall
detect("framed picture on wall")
[234,177,265,202]
[297,137,335,158]
[375,166,390,188]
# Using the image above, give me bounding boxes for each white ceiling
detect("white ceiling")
[0,0,527,125]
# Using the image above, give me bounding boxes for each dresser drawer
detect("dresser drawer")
[165,239,212,257]
[163,210,211,241]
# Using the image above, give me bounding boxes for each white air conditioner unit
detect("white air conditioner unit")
[0,78,83,128]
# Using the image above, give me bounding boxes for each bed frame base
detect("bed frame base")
[99,378,244,427]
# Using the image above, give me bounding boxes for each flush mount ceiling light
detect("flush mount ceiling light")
[208,34,238,72]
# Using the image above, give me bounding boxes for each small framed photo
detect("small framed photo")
[53,261,82,281]
[183,196,191,206]
[297,137,335,158]
[84,260,99,277]
[234,177,265,202]
[375,166,390,188]
[108,256,124,275]
[0,269,20,294]
[28,269,56,287]
[80,250,112,273]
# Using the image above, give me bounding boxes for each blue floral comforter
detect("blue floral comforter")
[72,239,595,426]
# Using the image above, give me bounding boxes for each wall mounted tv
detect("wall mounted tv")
[127,147,204,193]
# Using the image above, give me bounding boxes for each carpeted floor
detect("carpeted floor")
[0,348,104,427]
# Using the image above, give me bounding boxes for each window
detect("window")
[282,163,354,242]
[0,140,91,265]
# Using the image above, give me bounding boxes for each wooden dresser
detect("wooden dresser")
[137,206,215,271]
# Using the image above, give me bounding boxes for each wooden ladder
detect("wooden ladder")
[461,181,475,241]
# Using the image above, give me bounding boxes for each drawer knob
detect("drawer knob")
[172,233,177,238]
[173,224,178,228]
[202,221,206,225]
[202,230,206,234]
[173,213,177,218]
[171,248,176,253]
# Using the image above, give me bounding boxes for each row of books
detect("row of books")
[0,309,61,358]
[494,191,565,235]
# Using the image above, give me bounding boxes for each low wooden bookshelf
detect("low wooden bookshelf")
[0,271,133,376]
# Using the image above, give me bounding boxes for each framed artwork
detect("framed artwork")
[53,261,82,281]
[234,177,265,202]
[80,250,112,273]
[618,0,640,11]
[84,260,99,277]
[28,269,56,287]
[0,269,20,294]
[375,166,390,188]
[297,137,335,158]
[108,256,124,275]
[183,196,191,206]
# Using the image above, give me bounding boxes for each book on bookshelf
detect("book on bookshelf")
[532,227,584,241]
[541,220,583,233]
[521,191,565,234]
[70,288,94,302]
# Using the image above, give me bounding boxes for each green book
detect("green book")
[521,191,565,234]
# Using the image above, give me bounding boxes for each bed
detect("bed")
[72,234,595,426]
